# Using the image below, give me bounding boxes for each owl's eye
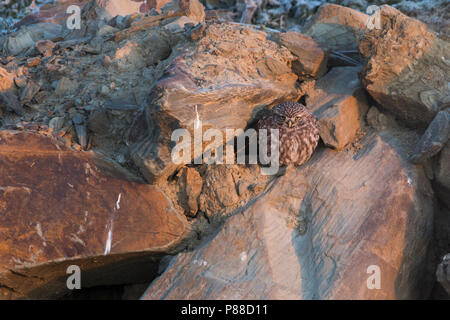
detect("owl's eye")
[296,116,301,121]
[279,115,286,121]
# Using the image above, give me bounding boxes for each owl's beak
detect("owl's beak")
[288,120,292,128]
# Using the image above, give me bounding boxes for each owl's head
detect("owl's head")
[272,102,312,129]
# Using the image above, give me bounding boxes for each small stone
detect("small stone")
[279,31,328,79]
[20,80,40,104]
[116,154,126,164]
[0,91,23,116]
[434,142,450,207]
[72,113,85,125]
[14,75,27,88]
[436,253,450,296]
[409,110,450,163]
[237,180,249,196]
[36,40,56,58]
[366,106,397,131]
[24,123,40,131]
[360,5,449,127]
[33,91,48,104]
[100,85,109,96]
[49,117,65,132]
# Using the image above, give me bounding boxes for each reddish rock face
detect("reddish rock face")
[0,131,190,299]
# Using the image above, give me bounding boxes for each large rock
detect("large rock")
[0,66,23,116]
[0,131,190,299]
[434,141,450,207]
[306,66,369,150]
[15,0,154,28]
[303,4,369,51]
[2,22,63,55]
[129,22,300,183]
[360,5,450,127]
[142,131,435,300]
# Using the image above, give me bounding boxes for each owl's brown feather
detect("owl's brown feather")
[256,102,319,166]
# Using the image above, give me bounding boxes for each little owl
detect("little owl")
[256,102,320,167]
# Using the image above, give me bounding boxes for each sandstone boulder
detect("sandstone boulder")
[142,131,435,299]
[129,22,300,183]
[306,66,368,150]
[360,5,450,127]
[0,131,190,299]
[0,66,23,116]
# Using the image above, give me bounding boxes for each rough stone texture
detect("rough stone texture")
[113,0,205,42]
[15,0,153,28]
[129,22,300,183]
[0,91,23,117]
[306,66,368,150]
[0,66,23,116]
[20,80,41,105]
[303,4,369,51]
[278,31,328,79]
[176,167,203,217]
[2,22,63,56]
[142,132,435,300]
[198,165,240,219]
[161,0,206,24]
[410,109,450,164]
[360,5,450,127]
[366,105,398,131]
[432,201,450,299]
[434,142,450,208]
[436,254,450,296]
[1,0,446,301]
[0,131,190,299]
[1,0,200,187]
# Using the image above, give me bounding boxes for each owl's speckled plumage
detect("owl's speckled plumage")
[256,102,320,166]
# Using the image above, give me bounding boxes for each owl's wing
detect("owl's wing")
[255,115,272,130]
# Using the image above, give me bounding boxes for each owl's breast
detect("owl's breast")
[278,126,319,166]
